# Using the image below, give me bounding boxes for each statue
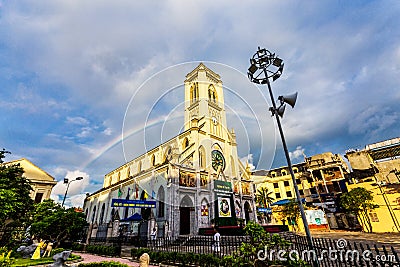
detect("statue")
[42,241,53,257]
[31,239,45,259]
[139,253,150,267]
[48,250,71,267]
[16,244,37,258]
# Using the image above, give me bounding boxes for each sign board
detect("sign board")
[218,197,232,217]
[213,180,236,226]
[305,210,328,226]
[214,180,232,193]
[111,199,156,208]
[257,207,272,214]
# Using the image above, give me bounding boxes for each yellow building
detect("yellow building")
[345,137,400,233]
[346,181,400,233]
[252,164,309,205]
[3,158,57,203]
[253,152,350,231]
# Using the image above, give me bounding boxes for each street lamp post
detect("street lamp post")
[62,176,83,207]
[247,47,316,260]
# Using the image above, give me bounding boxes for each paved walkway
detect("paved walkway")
[307,230,400,251]
[71,252,158,267]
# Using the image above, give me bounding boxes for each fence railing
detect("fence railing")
[284,233,400,267]
[90,235,249,257]
[88,233,400,267]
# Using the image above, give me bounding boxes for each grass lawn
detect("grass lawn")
[12,254,81,267]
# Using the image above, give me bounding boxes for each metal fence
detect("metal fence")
[90,235,250,256]
[88,233,400,267]
[285,233,400,267]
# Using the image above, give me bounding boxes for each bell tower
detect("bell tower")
[184,63,228,139]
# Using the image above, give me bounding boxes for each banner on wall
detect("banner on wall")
[111,199,156,208]
[218,197,232,217]
[213,180,236,226]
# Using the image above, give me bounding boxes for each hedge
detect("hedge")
[85,245,120,257]
[131,248,221,266]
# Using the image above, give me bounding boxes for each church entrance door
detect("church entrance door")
[180,207,191,235]
[244,201,251,222]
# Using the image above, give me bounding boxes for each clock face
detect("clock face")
[212,116,218,126]
[211,150,226,172]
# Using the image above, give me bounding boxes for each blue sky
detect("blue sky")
[1,1,399,207]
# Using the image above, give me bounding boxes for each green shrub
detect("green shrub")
[71,242,85,251]
[0,250,14,267]
[169,251,178,263]
[50,248,65,257]
[86,245,120,257]
[157,251,168,263]
[130,247,150,260]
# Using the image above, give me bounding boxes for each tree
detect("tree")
[278,199,301,231]
[29,199,87,246]
[255,187,274,224]
[0,149,34,228]
[221,221,292,266]
[340,187,378,233]
[255,187,274,208]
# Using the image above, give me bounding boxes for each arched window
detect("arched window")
[182,137,189,149]
[201,198,209,217]
[190,82,199,103]
[208,85,217,103]
[151,154,156,166]
[138,161,142,173]
[99,203,105,224]
[199,146,206,169]
[91,206,97,223]
[111,208,115,222]
[114,209,120,221]
[164,146,172,163]
[230,156,236,176]
[157,186,165,218]
[127,167,131,178]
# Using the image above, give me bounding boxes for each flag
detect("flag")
[151,190,156,199]
[135,184,139,199]
[118,187,122,198]
[144,190,148,199]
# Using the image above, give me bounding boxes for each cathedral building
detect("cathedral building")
[83,63,257,239]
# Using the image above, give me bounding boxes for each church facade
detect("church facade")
[83,63,257,239]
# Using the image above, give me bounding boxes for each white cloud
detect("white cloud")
[1,0,400,196]
[240,154,255,171]
[66,116,89,125]
[103,127,112,136]
[51,170,90,207]
[76,127,92,138]
[289,146,306,162]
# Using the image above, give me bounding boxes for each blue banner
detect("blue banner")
[257,207,272,214]
[111,199,156,208]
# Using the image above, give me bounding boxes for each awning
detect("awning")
[120,213,142,222]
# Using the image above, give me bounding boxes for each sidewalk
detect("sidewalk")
[71,252,158,267]
[307,230,400,251]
